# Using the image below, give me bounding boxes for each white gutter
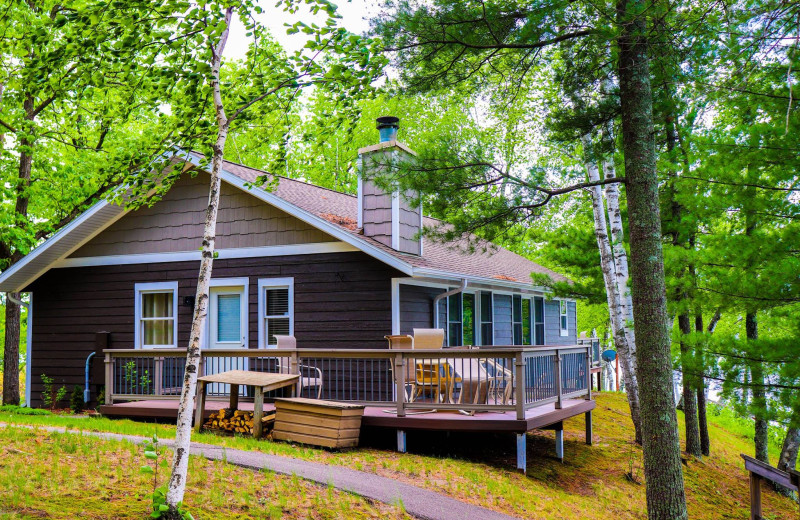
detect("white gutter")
[432,279,468,329]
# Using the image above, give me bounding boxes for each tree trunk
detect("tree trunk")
[165,7,234,511]
[746,311,769,464]
[678,313,701,457]
[602,154,637,365]
[617,1,688,517]
[2,293,21,405]
[775,426,800,495]
[582,134,642,444]
[2,93,35,406]
[695,314,710,456]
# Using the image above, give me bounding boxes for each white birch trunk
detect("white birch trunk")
[582,134,642,443]
[602,157,637,366]
[166,7,234,509]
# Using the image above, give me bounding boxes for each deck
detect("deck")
[100,344,598,471]
[99,397,594,434]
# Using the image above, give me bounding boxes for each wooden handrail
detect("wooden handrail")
[741,454,800,520]
[103,344,594,415]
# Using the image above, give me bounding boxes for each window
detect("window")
[258,278,294,348]
[462,293,476,346]
[135,282,178,348]
[207,279,248,349]
[521,298,532,345]
[447,293,462,347]
[533,297,545,345]
[480,291,493,346]
[559,299,569,336]
[512,295,523,345]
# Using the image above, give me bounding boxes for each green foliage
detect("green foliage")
[140,434,194,520]
[70,385,85,414]
[0,404,50,416]
[40,374,66,411]
[123,361,152,391]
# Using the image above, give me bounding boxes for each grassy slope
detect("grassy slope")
[0,393,796,519]
[0,426,410,520]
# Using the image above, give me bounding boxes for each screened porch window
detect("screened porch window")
[462,293,476,346]
[534,297,545,345]
[480,291,493,346]
[559,299,569,336]
[447,293,462,347]
[521,298,532,345]
[259,278,294,348]
[135,282,178,348]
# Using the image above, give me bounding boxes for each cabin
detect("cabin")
[0,117,597,468]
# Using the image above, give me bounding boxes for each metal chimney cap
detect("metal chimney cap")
[376,116,400,129]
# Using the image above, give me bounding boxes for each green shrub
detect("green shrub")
[70,385,85,414]
[41,374,67,411]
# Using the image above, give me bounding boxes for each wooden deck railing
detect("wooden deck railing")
[104,345,592,419]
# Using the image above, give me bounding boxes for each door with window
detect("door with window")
[205,284,248,395]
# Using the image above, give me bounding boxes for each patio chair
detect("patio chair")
[411,328,460,403]
[454,356,513,416]
[273,335,324,399]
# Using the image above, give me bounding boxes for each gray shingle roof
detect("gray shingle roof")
[215,156,569,285]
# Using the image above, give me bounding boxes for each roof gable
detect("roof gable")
[0,152,567,292]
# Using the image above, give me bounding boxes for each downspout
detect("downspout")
[433,279,468,329]
[7,294,31,407]
[84,352,95,403]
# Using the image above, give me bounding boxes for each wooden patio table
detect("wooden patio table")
[193,370,300,438]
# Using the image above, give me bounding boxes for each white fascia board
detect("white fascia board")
[217,169,414,276]
[410,267,552,294]
[0,200,127,292]
[55,242,359,268]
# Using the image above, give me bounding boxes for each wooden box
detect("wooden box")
[272,398,365,449]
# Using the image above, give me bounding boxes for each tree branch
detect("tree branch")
[385,29,594,52]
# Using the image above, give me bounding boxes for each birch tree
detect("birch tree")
[582,134,642,443]
[148,2,385,514]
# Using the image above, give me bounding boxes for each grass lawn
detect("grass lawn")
[0,426,410,519]
[1,393,797,519]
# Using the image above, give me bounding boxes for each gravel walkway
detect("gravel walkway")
[1,424,519,520]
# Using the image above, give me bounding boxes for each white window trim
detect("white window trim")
[206,277,249,349]
[257,277,294,349]
[134,281,179,349]
[559,299,569,337]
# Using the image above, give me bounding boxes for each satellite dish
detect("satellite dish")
[601,349,617,362]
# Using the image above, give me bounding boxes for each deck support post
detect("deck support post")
[514,351,526,420]
[585,411,593,445]
[749,473,762,520]
[395,354,406,417]
[193,381,207,433]
[554,354,563,410]
[555,426,564,462]
[104,352,113,405]
[516,433,527,474]
[397,429,407,453]
[585,349,592,400]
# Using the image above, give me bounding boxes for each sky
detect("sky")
[225,0,382,59]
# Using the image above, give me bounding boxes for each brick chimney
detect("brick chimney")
[357,117,422,255]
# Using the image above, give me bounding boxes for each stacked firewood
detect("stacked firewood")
[203,408,275,436]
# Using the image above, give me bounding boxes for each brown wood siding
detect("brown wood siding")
[399,284,445,335]
[25,252,402,407]
[70,172,332,258]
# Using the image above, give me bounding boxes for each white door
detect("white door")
[206,285,247,395]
